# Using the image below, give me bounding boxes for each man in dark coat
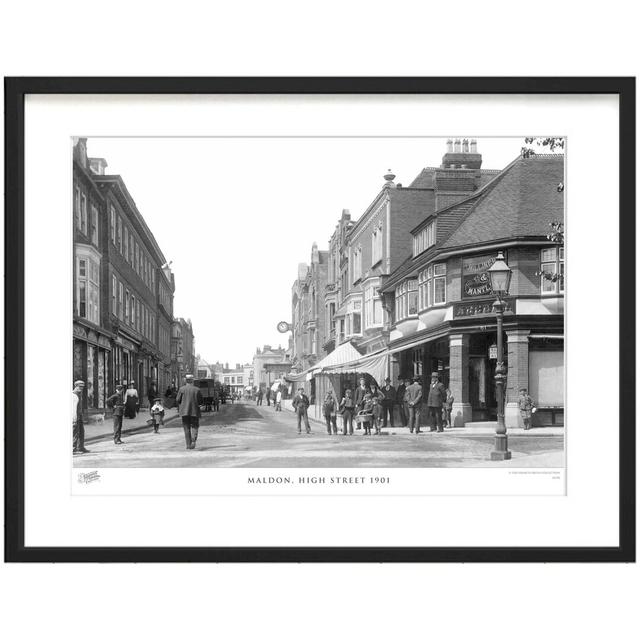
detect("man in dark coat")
[405,376,423,434]
[292,387,311,434]
[396,378,408,427]
[176,374,203,449]
[107,383,126,444]
[72,380,89,454]
[426,371,446,432]
[380,377,396,428]
[353,377,370,429]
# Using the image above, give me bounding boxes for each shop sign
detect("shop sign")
[489,344,498,359]
[453,299,513,318]
[462,253,505,299]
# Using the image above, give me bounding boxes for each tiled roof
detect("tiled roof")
[441,155,564,249]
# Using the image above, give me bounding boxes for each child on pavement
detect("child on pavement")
[518,388,535,430]
[150,397,165,433]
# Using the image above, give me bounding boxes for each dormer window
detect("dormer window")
[413,221,436,257]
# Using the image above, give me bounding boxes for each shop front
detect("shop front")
[73,323,112,412]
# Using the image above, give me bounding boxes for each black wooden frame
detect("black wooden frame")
[4,77,636,562]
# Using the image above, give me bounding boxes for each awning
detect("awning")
[285,342,374,383]
[320,348,388,382]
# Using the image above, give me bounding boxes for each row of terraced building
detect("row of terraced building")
[288,139,564,428]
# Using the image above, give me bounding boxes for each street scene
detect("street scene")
[74,399,563,468]
[72,136,565,469]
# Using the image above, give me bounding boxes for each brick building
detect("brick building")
[380,152,565,428]
[72,138,176,411]
[291,242,329,374]
[171,318,196,384]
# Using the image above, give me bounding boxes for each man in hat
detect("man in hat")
[292,387,311,434]
[426,372,446,432]
[405,376,423,434]
[176,374,203,450]
[72,380,90,454]
[379,377,396,429]
[396,377,408,427]
[107,383,126,444]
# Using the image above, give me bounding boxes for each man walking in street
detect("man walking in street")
[405,375,423,434]
[72,380,90,454]
[426,372,446,432]
[396,378,408,427]
[380,377,396,429]
[176,374,203,450]
[107,383,126,444]
[292,387,311,434]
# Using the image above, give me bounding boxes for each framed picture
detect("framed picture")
[4,77,635,562]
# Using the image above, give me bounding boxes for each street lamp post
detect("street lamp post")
[487,251,512,461]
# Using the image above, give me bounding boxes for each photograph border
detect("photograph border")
[4,76,635,562]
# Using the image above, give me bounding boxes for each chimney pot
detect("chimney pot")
[454,139,461,153]
[470,139,478,153]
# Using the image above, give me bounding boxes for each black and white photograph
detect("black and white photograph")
[71,135,565,473]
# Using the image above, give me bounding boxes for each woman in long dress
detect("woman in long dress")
[124,381,139,418]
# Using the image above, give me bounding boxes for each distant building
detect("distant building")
[220,363,252,396]
[253,345,288,392]
[171,318,196,384]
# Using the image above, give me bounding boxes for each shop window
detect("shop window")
[540,247,564,294]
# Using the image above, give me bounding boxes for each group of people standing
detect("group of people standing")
[256,387,283,409]
[292,373,455,437]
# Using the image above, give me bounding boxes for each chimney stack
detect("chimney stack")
[89,157,108,175]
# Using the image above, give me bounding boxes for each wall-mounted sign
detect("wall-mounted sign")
[462,253,505,298]
[489,344,498,359]
[453,299,514,318]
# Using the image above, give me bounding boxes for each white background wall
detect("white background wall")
[1,3,638,640]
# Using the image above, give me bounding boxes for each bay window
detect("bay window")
[75,247,100,324]
[540,247,564,294]
[395,279,418,321]
[418,263,447,310]
[364,284,383,328]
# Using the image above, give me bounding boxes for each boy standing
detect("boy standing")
[518,388,535,430]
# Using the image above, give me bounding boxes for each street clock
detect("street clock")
[277,321,291,333]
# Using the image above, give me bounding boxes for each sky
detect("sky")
[86,136,529,365]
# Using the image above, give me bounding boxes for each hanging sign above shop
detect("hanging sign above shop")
[462,253,506,298]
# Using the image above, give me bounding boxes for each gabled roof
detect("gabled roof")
[441,154,564,249]
[380,154,565,292]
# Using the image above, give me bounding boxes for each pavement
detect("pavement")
[74,399,565,468]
